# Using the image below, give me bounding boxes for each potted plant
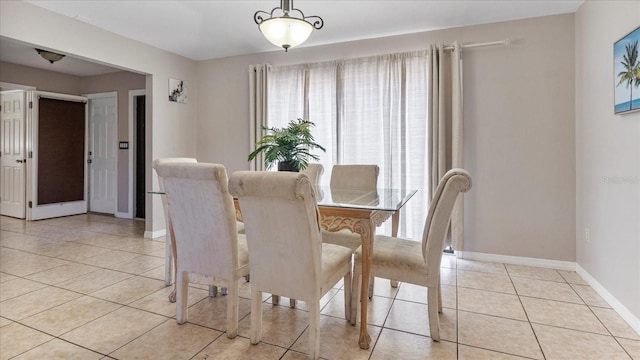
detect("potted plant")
[248,118,326,171]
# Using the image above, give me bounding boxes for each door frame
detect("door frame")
[28,91,88,220]
[0,89,27,218]
[128,89,145,219]
[85,91,118,216]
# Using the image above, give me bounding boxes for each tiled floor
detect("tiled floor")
[1,214,638,360]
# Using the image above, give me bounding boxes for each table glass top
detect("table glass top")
[314,186,417,212]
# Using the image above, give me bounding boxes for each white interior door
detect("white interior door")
[0,90,26,218]
[88,93,117,214]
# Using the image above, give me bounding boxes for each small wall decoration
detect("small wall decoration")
[614,26,640,114]
[169,78,187,103]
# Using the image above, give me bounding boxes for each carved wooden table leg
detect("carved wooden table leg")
[355,219,374,349]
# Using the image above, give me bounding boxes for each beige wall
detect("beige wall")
[575,1,640,322]
[1,1,198,233]
[196,14,577,262]
[80,71,146,214]
[0,61,81,94]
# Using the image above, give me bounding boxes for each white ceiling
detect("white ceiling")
[2,1,583,76]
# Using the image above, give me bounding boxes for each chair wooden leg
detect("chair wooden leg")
[368,274,374,299]
[343,272,352,322]
[350,261,361,326]
[250,289,263,344]
[289,298,296,308]
[176,271,189,324]
[390,280,399,288]
[226,280,239,339]
[272,295,280,305]
[209,286,217,297]
[309,301,321,360]
[427,286,441,341]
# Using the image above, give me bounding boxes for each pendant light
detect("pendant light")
[254,0,324,52]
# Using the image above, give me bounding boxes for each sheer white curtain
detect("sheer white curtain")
[249,64,271,171]
[267,51,429,239]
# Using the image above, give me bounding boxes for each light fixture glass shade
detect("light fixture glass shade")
[259,17,313,50]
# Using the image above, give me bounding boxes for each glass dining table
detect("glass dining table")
[311,186,416,349]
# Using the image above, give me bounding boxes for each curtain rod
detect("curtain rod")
[444,39,509,51]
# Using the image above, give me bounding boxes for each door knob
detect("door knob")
[16,159,24,163]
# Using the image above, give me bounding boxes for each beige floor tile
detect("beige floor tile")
[187,294,252,332]
[440,254,457,269]
[440,267,456,286]
[506,264,564,282]
[457,259,507,275]
[520,297,608,334]
[0,322,53,360]
[371,328,456,360]
[25,263,99,285]
[71,233,140,250]
[281,350,312,360]
[458,287,527,320]
[591,307,640,340]
[117,239,166,255]
[21,296,121,336]
[129,285,209,317]
[571,284,611,308]
[139,264,167,281]
[0,249,70,277]
[56,268,132,294]
[384,300,457,342]
[457,270,516,294]
[368,276,400,298]
[0,277,47,301]
[111,319,221,359]
[395,283,457,309]
[533,323,630,360]
[458,311,543,359]
[558,270,588,285]
[90,276,165,304]
[60,306,167,354]
[512,277,583,303]
[322,290,392,326]
[458,345,532,359]
[237,305,310,348]
[78,249,141,267]
[0,272,18,283]
[36,242,111,261]
[290,315,380,359]
[618,337,640,360]
[0,317,12,327]
[107,255,165,274]
[0,286,81,321]
[11,338,103,360]
[195,334,287,359]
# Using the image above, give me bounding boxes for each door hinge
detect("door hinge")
[29,101,33,109]
[28,151,33,158]
[28,201,33,208]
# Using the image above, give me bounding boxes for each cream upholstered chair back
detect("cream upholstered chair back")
[156,162,241,280]
[329,164,379,190]
[155,162,248,338]
[230,170,352,359]
[301,163,324,185]
[422,168,472,286]
[152,157,197,288]
[229,171,322,300]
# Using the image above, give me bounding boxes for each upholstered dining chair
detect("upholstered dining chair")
[152,157,197,294]
[229,171,353,360]
[350,168,472,341]
[323,164,379,250]
[301,163,324,186]
[155,162,249,338]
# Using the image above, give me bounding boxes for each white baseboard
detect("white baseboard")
[144,229,165,239]
[456,251,576,271]
[115,211,132,219]
[456,251,639,336]
[575,264,640,336]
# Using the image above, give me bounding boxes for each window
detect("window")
[267,51,429,239]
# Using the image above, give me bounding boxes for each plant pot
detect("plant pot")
[278,161,299,172]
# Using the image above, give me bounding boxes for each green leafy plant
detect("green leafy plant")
[248,118,326,171]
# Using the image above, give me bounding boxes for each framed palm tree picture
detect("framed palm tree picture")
[614,26,640,114]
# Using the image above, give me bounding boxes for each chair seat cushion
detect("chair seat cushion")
[355,235,428,286]
[321,243,353,294]
[322,230,361,251]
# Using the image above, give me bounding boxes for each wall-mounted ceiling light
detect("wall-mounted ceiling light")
[36,48,66,64]
[254,0,323,52]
